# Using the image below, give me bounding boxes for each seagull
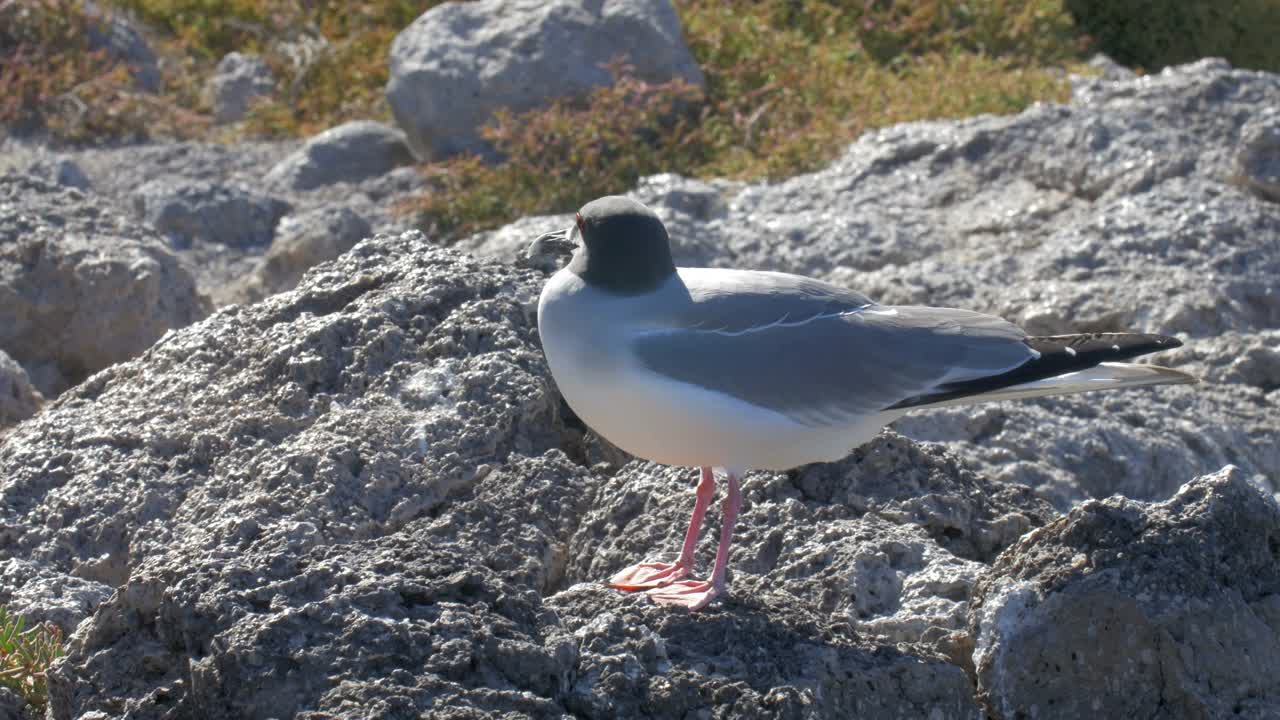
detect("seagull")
[529,195,1195,611]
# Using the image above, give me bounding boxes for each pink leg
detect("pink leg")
[647,472,742,611]
[609,467,715,591]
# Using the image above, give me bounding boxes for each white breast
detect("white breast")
[536,269,899,471]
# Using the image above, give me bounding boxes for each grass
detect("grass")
[6,0,1280,234]
[0,607,64,711]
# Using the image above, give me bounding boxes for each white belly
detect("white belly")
[558,361,897,470]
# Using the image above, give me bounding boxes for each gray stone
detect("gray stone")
[72,141,299,197]
[263,120,414,191]
[0,173,209,396]
[455,212,571,266]
[208,52,275,124]
[1235,107,1280,203]
[971,466,1280,719]
[82,0,161,92]
[0,559,110,636]
[547,584,979,718]
[233,206,372,302]
[0,688,26,720]
[23,156,91,190]
[0,350,42,431]
[132,178,291,248]
[386,0,704,160]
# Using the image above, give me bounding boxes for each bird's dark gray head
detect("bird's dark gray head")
[567,196,677,295]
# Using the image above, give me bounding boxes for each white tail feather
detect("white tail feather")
[907,362,1198,410]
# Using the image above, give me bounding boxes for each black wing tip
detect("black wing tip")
[886,331,1186,411]
[1026,332,1184,357]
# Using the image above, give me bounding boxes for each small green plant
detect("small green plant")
[0,607,65,710]
[0,0,209,143]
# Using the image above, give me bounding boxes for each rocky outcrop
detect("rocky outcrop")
[263,120,414,191]
[0,231,1035,719]
[208,52,275,125]
[0,50,1276,719]
[230,206,373,303]
[385,0,704,160]
[0,173,210,396]
[132,178,291,249]
[0,350,42,431]
[971,466,1280,718]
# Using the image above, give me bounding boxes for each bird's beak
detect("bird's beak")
[524,227,578,267]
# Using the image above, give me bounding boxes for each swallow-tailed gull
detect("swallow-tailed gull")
[530,195,1195,611]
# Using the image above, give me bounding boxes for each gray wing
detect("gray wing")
[633,278,1034,426]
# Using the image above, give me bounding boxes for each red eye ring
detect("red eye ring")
[575,212,585,232]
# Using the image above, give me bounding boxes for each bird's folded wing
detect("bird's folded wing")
[631,303,1036,427]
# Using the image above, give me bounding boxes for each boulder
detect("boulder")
[263,120,414,191]
[971,466,1280,718]
[82,0,161,92]
[0,173,209,396]
[23,156,91,190]
[208,52,275,125]
[0,350,42,431]
[0,688,26,720]
[385,0,704,160]
[132,178,291,249]
[1235,106,1280,203]
[234,206,372,302]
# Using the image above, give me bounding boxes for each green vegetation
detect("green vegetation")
[107,0,446,137]
[413,0,1085,235]
[1066,0,1280,72]
[5,0,1280,234]
[0,607,64,711]
[0,0,199,143]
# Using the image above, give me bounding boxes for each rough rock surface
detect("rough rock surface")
[0,56,1277,719]
[1236,106,1280,203]
[0,232,1030,719]
[229,206,373,304]
[0,688,26,720]
[477,59,1280,509]
[263,120,414,191]
[0,559,110,636]
[132,178,291,249]
[0,350,42,432]
[971,466,1280,718]
[0,136,426,308]
[386,0,704,160]
[208,52,275,125]
[0,173,210,396]
[21,156,91,190]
